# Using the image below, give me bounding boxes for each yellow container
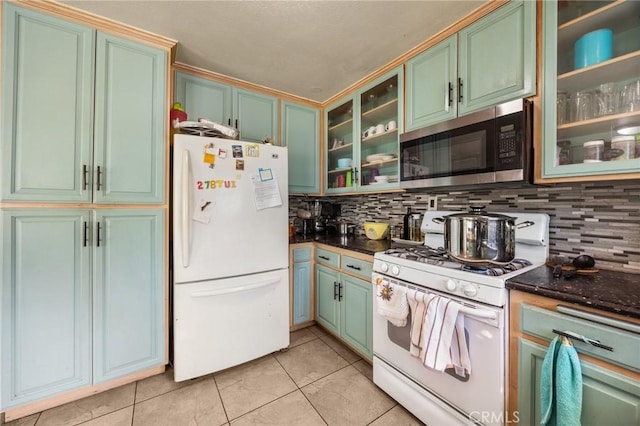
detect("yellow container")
[364,222,389,240]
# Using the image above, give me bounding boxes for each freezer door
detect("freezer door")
[173,135,288,283]
[172,269,289,381]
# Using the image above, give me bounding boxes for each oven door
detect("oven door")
[372,276,506,426]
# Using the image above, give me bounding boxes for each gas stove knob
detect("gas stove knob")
[380,263,389,273]
[462,283,478,297]
[445,279,457,291]
[391,265,400,276]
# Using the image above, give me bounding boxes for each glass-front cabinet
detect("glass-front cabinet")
[541,0,640,180]
[325,67,403,193]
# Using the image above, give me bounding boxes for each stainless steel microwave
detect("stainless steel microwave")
[399,99,533,189]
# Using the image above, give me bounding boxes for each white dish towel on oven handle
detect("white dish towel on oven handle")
[420,296,472,376]
[375,281,409,327]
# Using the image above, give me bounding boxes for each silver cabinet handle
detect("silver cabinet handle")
[82,165,88,190]
[96,166,102,191]
[552,329,613,352]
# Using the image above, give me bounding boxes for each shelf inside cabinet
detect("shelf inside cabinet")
[361,129,398,146]
[558,1,640,53]
[361,99,398,125]
[557,110,640,140]
[327,142,353,154]
[328,167,352,175]
[328,117,353,133]
[361,158,397,169]
[558,51,640,93]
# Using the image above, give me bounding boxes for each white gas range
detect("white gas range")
[372,210,549,426]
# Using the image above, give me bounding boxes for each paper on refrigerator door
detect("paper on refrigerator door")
[252,168,282,210]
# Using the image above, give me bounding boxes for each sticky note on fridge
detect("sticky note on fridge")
[193,200,214,224]
[259,168,273,181]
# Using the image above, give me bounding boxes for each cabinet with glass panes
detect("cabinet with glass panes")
[358,69,402,190]
[326,97,356,192]
[541,0,640,180]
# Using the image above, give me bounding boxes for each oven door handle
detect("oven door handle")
[459,305,496,320]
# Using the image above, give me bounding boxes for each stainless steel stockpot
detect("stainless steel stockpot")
[432,206,534,265]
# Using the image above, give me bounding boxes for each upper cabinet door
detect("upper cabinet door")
[93,32,167,204]
[406,35,457,131]
[1,3,94,202]
[282,102,320,194]
[458,0,536,115]
[174,71,232,125]
[232,88,278,143]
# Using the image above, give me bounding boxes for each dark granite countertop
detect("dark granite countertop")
[506,266,640,320]
[290,233,391,256]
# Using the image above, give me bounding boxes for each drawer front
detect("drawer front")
[341,256,373,280]
[520,304,640,371]
[316,248,340,268]
[293,247,312,263]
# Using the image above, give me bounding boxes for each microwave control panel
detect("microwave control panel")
[496,121,522,169]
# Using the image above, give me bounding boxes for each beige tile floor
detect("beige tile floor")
[4,326,424,426]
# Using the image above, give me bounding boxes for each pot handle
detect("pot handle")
[432,217,445,224]
[516,220,534,229]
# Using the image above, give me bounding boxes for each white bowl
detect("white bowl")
[337,158,351,168]
[374,175,389,183]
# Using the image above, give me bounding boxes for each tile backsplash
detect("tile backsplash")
[290,181,640,273]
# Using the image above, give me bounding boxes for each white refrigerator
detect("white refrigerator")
[172,134,289,382]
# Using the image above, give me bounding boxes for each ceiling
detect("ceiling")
[61,0,488,103]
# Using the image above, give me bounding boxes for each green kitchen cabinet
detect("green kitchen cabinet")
[174,71,232,126]
[517,339,640,426]
[406,0,536,130]
[340,273,373,358]
[315,247,373,359]
[173,72,278,144]
[1,210,92,408]
[540,0,640,181]
[406,36,457,130]
[233,88,278,143]
[291,246,314,328]
[315,264,341,335]
[1,3,166,204]
[93,209,165,383]
[282,102,320,194]
[325,67,403,194]
[1,208,165,407]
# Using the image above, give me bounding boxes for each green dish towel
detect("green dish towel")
[541,335,583,426]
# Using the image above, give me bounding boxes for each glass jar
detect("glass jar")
[582,140,604,162]
[557,140,572,165]
[611,135,636,160]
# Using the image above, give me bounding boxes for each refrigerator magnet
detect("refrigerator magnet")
[236,159,245,170]
[232,145,243,158]
[193,199,214,224]
[203,143,216,168]
[258,168,273,181]
[246,144,260,157]
[218,148,228,159]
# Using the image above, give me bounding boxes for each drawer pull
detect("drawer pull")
[346,264,361,270]
[319,255,330,261]
[556,305,640,334]
[552,329,613,352]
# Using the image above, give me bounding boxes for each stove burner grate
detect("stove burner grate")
[383,247,532,276]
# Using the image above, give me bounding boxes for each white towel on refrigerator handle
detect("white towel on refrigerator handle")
[420,296,468,373]
[376,282,409,327]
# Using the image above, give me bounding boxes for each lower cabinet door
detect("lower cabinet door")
[93,209,165,383]
[315,265,340,335]
[292,259,312,326]
[518,338,640,426]
[340,274,373,359]
[1,209,92,408]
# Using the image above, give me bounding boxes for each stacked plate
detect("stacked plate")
[366,153,396,163]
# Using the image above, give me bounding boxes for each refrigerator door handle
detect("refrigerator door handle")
[189,277,280,297]
[181,149,192,267]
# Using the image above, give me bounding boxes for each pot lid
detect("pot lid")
[445,206,516,221]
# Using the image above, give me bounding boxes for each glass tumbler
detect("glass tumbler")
[571,90,594,122]
[557,92,570,124]
[595,83,616,117]
[620,80,640,113]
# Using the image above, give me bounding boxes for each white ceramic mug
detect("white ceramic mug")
[375,124,385,134]
[386,120,397,131]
